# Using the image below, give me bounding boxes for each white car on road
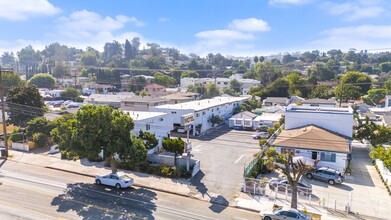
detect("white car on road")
[95,172,134,189]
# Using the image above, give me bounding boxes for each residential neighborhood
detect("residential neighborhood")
[1,1,391,220]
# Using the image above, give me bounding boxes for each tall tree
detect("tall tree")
[7,86,45,126]
[334,84,361,102]
[340,71,372,94]
[27,73,56,88]
[154,73,176,87]
[1,52,15,67]
[265,148,315,209]
[51,105,135,173]
[80,52,98,66]
[102,41,123,64]
[308,63,335,81]
[3,72,23,94]
[17,45,41,67]
[53,62,70,78]
[206,83,220,98]
[131,37,141,58]
[366,89,387,105]
[230,79,242,93]
[124,39,132,61]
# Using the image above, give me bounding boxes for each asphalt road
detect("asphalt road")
[0,160,260,220]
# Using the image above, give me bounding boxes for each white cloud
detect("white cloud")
[158,17,170,22]
[228,18,271,32]
[0,0,60,21]
[310,25,391,51]
[269,0,310,5]
[49,10,145,50]
[191,17,270,56]
[322,1,386,21]
[57,10,144,38]
[195,30,255,41]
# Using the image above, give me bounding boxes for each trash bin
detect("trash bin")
[0,148,6,157]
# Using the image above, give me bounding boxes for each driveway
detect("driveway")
[307,143,391,219]
[188,126,260,204]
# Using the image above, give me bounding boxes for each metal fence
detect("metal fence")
[243,124,284,177]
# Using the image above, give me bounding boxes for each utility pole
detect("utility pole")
[0,66,9,157]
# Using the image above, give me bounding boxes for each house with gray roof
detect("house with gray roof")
[302,98,336,107]
[262,97,290,107]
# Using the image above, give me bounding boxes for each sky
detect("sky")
[1,0,391,57]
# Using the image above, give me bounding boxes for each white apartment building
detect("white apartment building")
[124,111,173,143]
[180,75,260,95]
[285,104,354,138]
[151,96,250,135]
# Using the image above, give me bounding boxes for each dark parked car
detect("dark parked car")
[268,179,312,196]
[305,167,345,185]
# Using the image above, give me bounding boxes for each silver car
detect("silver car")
[305,167,345,185]
[261,208,311,220]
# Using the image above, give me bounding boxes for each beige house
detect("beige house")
[272,125,351,172]
[121,96,169,111]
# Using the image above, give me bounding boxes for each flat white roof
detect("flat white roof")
[253,114,282,121]
[86,93,135,103]
[286,104,353,114]
[153,96,250,111]
[123,111,167,121]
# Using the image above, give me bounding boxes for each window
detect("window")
[196,113,199,117]
[217,107,219,111]
[171,111,177,114]
[202,111,206,115]
[320,152,336,162]
[146,124,151,131]
[287,212,298,218]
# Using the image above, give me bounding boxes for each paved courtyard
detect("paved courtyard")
[188,126,260,204]
[260,142,391,219]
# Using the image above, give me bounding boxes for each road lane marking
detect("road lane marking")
[84,188,217,220]
[234,155,245,164]
[0,199,59,219]
[2,180,147,220]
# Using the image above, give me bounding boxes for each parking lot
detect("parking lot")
[189,126,260,204]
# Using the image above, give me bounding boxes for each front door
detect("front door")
[311,151,318,160]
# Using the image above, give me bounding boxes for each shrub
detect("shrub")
[160,167,172,177]
[138,161,150,173]
[9,128,23,142]
[87,153,102,162]
[32,132,48,148]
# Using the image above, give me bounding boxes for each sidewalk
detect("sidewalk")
[7,150,193,198]
[4,150,381,219]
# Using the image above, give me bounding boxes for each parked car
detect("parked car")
[260,207,311,220]
[49,144,60,154]
[268,179,312,196]
[95,172,134,189]
[305,167,345,185]
[256,124,269,132]
[252,131,269,139]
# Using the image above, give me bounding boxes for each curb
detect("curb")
[43,165,253,211]
[234,205,260,213]
[43,166,207,202]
